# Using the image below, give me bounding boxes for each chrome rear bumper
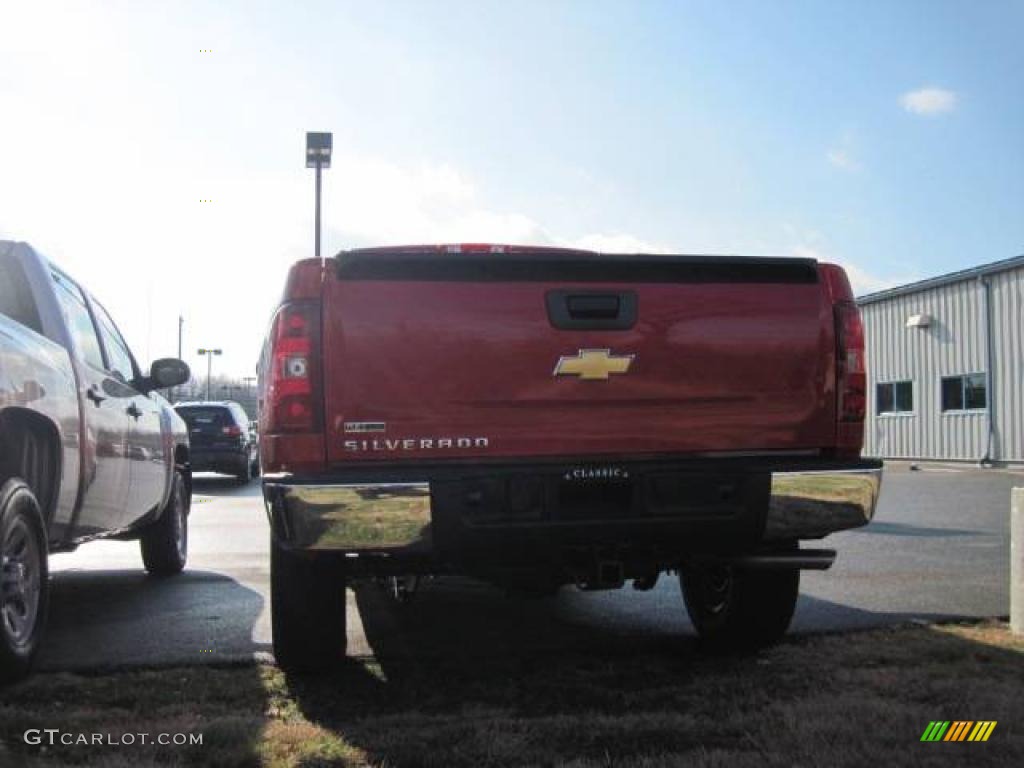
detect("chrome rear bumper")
[264,465,882,552]
[266,483,433,552]
[763,467,882,541]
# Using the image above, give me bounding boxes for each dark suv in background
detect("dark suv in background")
[174,401,259,483]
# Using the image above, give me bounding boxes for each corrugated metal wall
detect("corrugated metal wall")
[860,265,1023,462]
[989,268,1024,461]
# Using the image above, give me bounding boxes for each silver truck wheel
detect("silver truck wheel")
[0,479,49,684]
[141,470,188,576]
[680,561,799,652]
[271,536,346,673]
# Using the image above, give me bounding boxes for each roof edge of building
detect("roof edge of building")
[857,253,1024,306]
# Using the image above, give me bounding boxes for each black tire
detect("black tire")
[271,536,346,673]
[236,456,252,485]
[140,470,188,576]
[680,561,799,652]
[250,453,260,479]
[0,479,49,684]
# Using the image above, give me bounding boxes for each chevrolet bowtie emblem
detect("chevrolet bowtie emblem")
[554,349,635,380]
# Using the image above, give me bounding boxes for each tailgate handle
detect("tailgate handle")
[567,295,620,319]
[546,290,637,330]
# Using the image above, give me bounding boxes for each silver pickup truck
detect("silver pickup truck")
[0,240,192,682]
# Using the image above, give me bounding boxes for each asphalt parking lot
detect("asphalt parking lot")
[36,463,1018,671]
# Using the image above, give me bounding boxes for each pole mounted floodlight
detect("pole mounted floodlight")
[197,347,223,401]
[306,131,332,263]
[305,132,332,168]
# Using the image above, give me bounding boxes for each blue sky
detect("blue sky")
[1,0,1022,377]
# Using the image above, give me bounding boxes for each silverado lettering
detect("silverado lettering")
[257,244,883,672]
[343,437,490,452]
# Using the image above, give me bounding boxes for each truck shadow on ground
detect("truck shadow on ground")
[276,582,1024,766]
[349,577,694,659]
[6,575,1024,766]
[36,569,269,671]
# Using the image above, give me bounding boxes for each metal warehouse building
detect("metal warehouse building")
[858,254,1024,465]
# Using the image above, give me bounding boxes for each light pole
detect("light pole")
[197,348,222,401]
[306,131,332,263]
[242,376,257,420]
[172,314,184,403]
[243,375,256,402]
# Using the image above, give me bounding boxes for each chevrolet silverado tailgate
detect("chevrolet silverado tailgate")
[322,248,836,464]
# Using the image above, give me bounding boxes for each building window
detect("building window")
[876,380,913,414]
[941,373,987,412]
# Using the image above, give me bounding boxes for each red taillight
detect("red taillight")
[820,262,866,459]
[222,425,243,437]
[835,302,866,422]
[264,301,323,434]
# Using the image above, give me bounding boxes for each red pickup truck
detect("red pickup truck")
[259,244,881,671]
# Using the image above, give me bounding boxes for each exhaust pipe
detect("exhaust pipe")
[693,549,837,571]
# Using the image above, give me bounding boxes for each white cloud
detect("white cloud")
[329,154,551,246]
[838,262,900,296]
[791,245,907,296]
[900,87,957,116]
[565,232,672,253]
[826,148,861,172]
[328,155,674,255]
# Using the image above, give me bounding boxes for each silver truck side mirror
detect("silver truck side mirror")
[147,358,191,390]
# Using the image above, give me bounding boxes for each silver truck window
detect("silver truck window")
[50,271,105,371]
[92,300,136,383]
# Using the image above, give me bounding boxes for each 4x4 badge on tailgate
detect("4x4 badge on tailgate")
[554,349,635,380]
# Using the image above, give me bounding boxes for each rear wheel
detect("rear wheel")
[141,470,188,576]
[680,560,799,652]
[0,479,49,684]
[271,537,346,673]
